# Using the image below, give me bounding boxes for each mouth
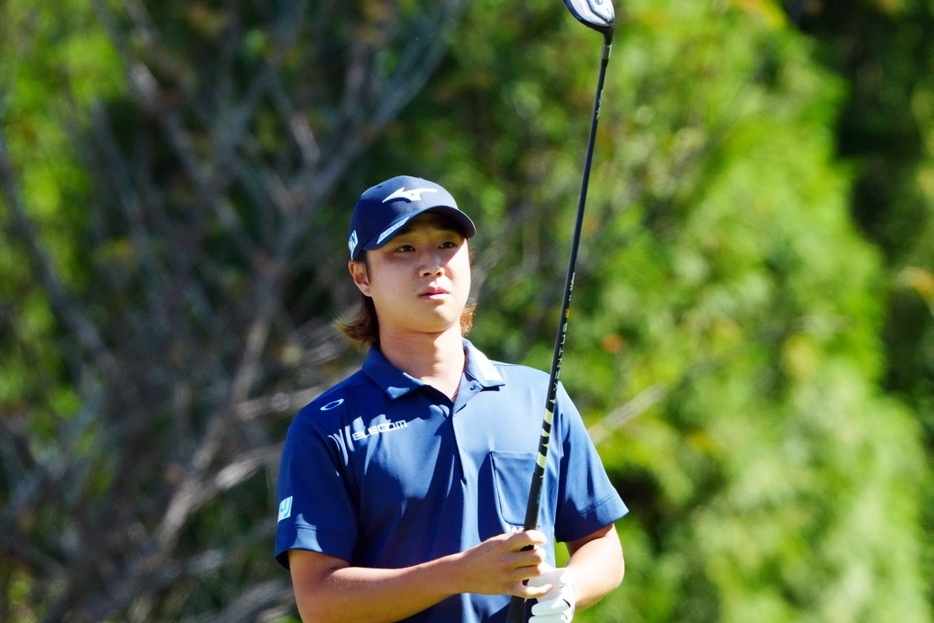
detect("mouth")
[419,286,449,298]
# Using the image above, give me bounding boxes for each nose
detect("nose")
[419,250,444,277]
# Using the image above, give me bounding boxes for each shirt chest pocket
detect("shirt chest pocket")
[490,451,537,527]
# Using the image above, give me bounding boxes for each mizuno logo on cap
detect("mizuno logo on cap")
[382,186,438,203]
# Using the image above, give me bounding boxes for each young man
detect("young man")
[275,175,627,623]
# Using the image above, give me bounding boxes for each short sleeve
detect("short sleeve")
[553,383,628,543]
[274,409,358,568]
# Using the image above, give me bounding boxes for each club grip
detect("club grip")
[505,593,528,622]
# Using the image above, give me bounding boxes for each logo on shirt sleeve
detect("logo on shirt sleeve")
[277,496,293,522]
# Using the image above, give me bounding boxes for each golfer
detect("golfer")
[275,175,627,623]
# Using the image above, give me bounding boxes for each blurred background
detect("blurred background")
[1,0,932,621]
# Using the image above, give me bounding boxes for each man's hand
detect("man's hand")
[528,565,577,623]
[451,529,552,598]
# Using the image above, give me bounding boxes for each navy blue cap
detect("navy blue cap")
[348,175,476,260]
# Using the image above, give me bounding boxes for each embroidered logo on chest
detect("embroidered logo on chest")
[352,419,409,441]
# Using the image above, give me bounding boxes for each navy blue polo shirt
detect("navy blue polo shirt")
[275,339,627,622]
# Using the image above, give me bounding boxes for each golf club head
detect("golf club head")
[564,0,615,39]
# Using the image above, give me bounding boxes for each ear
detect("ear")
[348,260,371,296]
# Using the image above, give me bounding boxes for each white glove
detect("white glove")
[528,565,577,623]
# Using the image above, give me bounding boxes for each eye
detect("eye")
[440,233,465,249]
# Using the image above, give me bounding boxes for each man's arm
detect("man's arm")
[289,529,554,623]
[563,523,624,609]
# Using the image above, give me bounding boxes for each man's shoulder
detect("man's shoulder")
[487,358,549,384]
[295,369,373,420]
[465,340,549,386]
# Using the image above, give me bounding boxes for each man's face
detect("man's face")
[348,212,471,340]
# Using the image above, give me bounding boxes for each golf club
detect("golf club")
[505,1,615,621]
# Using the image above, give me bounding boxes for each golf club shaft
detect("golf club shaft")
[505,37,612,623]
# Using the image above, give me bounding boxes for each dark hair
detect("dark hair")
[336,254,476,348]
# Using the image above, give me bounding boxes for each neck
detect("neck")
[378,328,466,399]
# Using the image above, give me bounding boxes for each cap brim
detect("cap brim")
[361,206,476,253]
